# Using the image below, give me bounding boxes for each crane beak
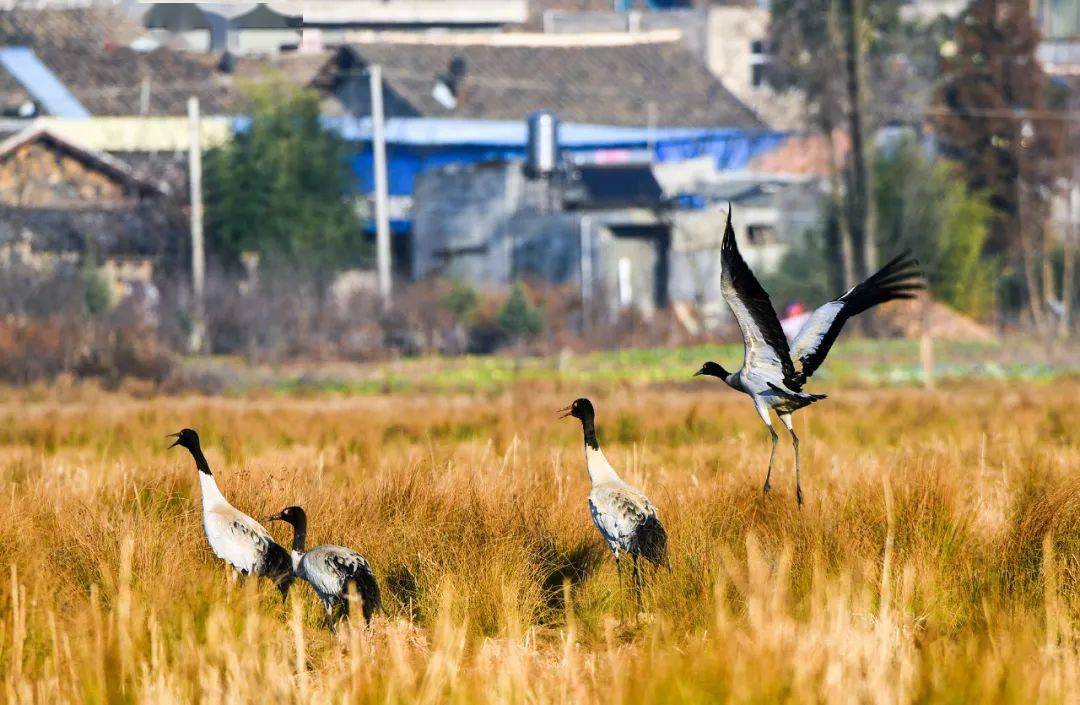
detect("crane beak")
[264,513,283,522]
[165,432,181,448]
[693,369,704,376]
[557,405,572,419]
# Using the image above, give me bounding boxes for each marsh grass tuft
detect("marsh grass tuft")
[0,381,1077,702]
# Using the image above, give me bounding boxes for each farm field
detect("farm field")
[1,375,1079,703]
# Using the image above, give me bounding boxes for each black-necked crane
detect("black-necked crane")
[559,398,668,606]
[167,428,294,600]
[266,505,381,629]
[694,209,924,506]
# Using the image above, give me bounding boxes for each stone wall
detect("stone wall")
[0,141,132,208]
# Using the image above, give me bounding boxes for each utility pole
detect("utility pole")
[139,76,150,116]
[369,64,392,311]
[187,95,207,354]
[840,0,874,281]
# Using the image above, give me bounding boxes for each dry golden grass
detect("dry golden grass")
[0,379,1078,703]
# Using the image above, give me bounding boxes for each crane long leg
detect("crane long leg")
[632,554,643,614]
[778,413,802,507]
[756,401,778,495]
[325,601,337,632]
[614,551,626,620]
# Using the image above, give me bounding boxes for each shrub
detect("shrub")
[497,283,544,343]
[203,81,367,281]
[81,264,112,316]
[874,137,996,317]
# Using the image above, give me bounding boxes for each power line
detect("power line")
[880,105,1080,123]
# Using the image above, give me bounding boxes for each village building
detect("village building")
[0,127,184,304]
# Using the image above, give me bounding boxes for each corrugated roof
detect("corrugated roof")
[322,115,714,146]
[0,47,90,118]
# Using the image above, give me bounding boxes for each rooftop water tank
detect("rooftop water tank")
[525,111,559,178]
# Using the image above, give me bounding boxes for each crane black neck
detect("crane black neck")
[286,512,308,552]
[578,415,599,450]
[185,443,213,476]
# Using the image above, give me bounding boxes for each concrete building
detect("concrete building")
[1035,0,1080,74]
[412,158,676,318]
[409,158,827,323]
[134,1,528,55]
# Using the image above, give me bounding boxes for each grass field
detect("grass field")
[176,337,1079,396]
[1,371,1079,703]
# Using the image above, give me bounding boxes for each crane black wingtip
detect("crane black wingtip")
[722,204,736,250]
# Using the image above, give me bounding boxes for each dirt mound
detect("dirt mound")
[877,298,995,342]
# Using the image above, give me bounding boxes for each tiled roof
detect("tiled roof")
[523,0,625,29]
[0,6,238,116]
[0,67,30,115]
[0,127,168,196]
[0,6,144,51]
[320,35,764,128]
[230,51,331,87]
[14,43,238,117]
[746,130,851,177]
[31,45,236,116]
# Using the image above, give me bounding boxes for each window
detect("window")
[618,257,633,308]
[747,224,777,246]
[1038,0,1080,40]
[750,38,771,88]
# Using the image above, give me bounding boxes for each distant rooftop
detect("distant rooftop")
[317,34,764,129]
[299,0,527,26]
[0,6,238,116]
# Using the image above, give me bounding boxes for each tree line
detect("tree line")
[769,0,1076,334]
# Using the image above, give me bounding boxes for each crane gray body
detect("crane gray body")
[294,545,381,625]
[268,505,381,628]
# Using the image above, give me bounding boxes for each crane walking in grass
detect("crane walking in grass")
[266,505,381,629]
[167,428,294,601]
[559,398,668,607]
[695,209,924,506]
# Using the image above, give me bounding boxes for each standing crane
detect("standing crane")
[167,428,294,600]
[266,505,381,629]
[559,398,668,607]
[695,209,924,506]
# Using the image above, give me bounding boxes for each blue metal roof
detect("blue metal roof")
[229,114,791,228]
[0,47,90,118]
[324,116,715,148]
[229,115,718,148]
